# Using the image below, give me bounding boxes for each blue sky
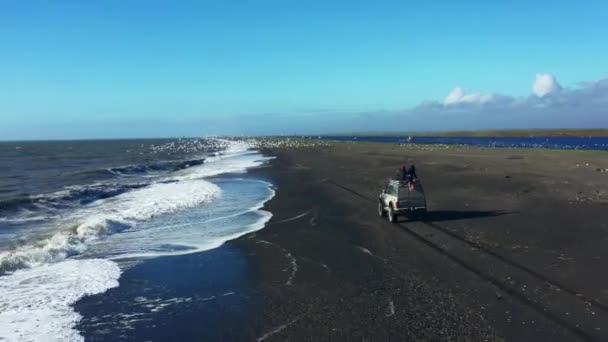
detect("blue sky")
[1,1,607,139]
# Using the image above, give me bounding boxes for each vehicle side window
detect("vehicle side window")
[388,184,397,195]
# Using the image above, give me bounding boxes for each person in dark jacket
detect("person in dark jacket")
[407,165,417,180]
[406,165,417,190]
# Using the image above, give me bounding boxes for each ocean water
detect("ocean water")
[0,138,274,341]
[319,135,608,150]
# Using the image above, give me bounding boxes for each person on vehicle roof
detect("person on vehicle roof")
[406,165,417,190]
[407,165,417,180]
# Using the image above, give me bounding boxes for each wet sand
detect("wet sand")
[239,141,608,341]
[75,244,261,341]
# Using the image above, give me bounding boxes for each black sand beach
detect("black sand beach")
[76,141,608,341]
[239,142,608,341]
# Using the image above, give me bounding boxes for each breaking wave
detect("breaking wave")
[0,139,275,341]
[0,179,220,273]
[107,157,206,176]
[0,139,273,273]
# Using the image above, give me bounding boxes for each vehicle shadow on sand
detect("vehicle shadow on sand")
[418,210,514,222]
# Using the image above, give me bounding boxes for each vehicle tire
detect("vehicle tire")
[378,201,386,217]
[387,206,397,223]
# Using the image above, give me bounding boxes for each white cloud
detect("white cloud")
[532,73,561,97]
[443,87,494,105]
[444,87,465,104]
[395,73,608,131]
[444,73,564,106]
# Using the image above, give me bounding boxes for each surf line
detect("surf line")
[257,315,304,342]
[255,239,298,286]
[269,211,311,225]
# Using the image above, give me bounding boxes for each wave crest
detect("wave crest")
[0,180,220,273]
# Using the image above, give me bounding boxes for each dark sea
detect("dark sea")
[0,138,274,341]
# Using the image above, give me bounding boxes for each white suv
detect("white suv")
[378,179,427,223]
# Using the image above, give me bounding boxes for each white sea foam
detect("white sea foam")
[176,140,274,180]
[88,179,275,260]
[0,179,220,272]
[109,210,273,260]
[0,259,120,342]
[0,140,276,341]
[0,215,52,223]
[0,140,268,272]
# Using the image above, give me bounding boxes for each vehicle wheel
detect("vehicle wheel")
[387,206,397,223]
[378,202,386,217]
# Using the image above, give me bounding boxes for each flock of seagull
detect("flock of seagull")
[147,137,331,155]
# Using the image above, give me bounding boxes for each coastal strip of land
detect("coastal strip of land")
[238,141,608,341]
[325,128,608,137]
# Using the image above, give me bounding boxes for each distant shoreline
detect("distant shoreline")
[326,129,608,137]
[2,129,608,143]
